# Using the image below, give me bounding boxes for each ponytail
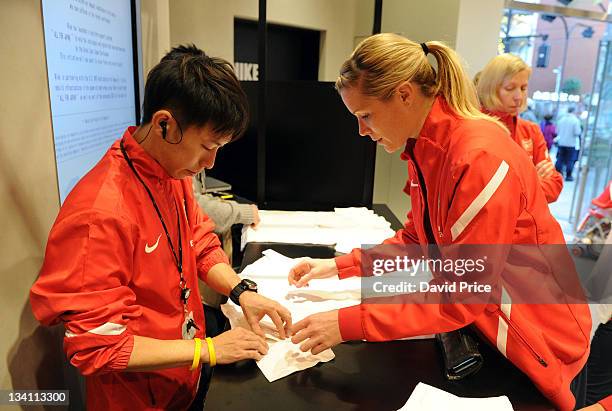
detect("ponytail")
[425,41,506,130]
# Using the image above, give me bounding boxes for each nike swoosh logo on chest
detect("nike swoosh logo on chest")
[145,234,162,254]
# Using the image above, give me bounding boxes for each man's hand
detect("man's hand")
[535,159,555,180]
[251,205,260,229]
[290,310,342,355]
[288,258,338,288]
[239,292,292,339]
[211,327,268,364]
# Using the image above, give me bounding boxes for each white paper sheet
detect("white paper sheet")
[399,382,514,411]
[221,303,335,382]
[241,208,395,252]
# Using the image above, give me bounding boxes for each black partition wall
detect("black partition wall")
[208,81,375,210]
[263,82,374,210]
[234,18,320,82]
[207,0,380,211]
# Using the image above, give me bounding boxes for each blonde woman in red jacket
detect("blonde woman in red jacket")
[476,53,563,203]
[287,34,591,410]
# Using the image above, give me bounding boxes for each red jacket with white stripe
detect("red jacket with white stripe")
[490,110,563,203]
[335,98,591,411]
[30,127,228,410]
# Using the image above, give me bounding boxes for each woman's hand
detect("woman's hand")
[290,310,342,355]
[209,327,269,364]
[288,258,339,287]
[535,159,555,180]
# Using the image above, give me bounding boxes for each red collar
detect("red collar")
[118,126,174,181]
[400,96,456,161]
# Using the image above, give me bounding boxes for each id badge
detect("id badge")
[181,311,196,340]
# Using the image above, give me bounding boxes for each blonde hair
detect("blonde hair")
[335,33,505,130]
[476,53,531,112]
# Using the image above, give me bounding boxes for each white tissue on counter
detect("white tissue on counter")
[398,382,514,411]
[241,208,396,253]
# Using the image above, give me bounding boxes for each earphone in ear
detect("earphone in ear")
[160,121,168,140]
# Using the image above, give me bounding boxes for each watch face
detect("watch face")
[243,279,257,291]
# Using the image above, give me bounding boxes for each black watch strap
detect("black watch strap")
[230,279,257,306]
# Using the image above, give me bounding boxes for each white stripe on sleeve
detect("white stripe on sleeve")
[496,316,509,357]
[64,322,127,338]
[451,160,510,241]
[501,286,512,318]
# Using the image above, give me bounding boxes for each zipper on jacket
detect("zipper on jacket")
[499,311,548,367]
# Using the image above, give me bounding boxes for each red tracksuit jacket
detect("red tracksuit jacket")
[490,111,564,203]
[335,98,591,410]
[30,127,228,410]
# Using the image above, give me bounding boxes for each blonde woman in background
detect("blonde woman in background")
[287,33,592,410]
[476,54,563,203]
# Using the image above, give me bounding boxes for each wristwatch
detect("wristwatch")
[229,279,258,306]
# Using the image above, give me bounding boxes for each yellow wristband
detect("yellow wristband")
[190,338,201,371]
[205,337,216,367]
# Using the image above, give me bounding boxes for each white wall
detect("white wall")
[354,0,376,41]
[169,0,359,81]
[141,0,171,78]
[382,0,461,46]
[168,0,234,64]
[455,0,505,77]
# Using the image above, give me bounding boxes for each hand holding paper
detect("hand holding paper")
[291,309,343,355]
[211,327,269,364]
[239,291,292,339]
[288,257,339,287]
[221,302,335,382]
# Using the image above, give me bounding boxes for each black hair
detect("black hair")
[141,44,248,141]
